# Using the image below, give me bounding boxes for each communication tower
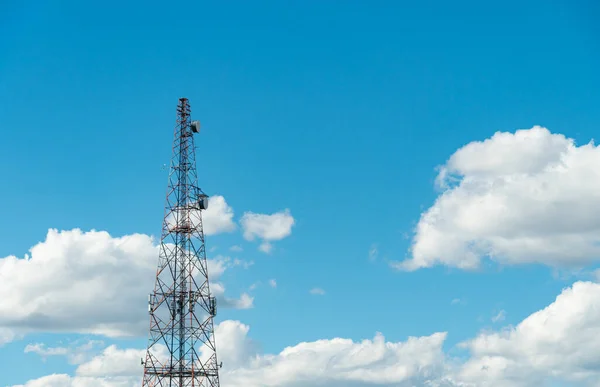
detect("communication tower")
[141,97,221,386]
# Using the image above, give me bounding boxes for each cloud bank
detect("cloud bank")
[16,279,600,386]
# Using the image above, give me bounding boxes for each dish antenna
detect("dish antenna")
[191,120,200,133]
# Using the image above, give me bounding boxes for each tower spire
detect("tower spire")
[142,97,221,386]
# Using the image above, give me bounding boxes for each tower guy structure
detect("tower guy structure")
[141,97,221,387]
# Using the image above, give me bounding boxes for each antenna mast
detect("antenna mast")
[141,97,221,386]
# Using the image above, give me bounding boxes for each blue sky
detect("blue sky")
[2,1,600,386]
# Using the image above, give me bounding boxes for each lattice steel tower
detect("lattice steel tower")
[141,97,221,387]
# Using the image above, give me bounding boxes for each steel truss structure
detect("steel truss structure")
[141,97,221,387]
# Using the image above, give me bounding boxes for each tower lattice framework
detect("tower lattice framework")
[142,97,221,387]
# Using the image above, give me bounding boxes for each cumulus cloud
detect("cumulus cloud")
[455,281,600,386]
[0,229,252,344]
[202,195,237,235]
[223,327,450,387]
[13,321,452,387]
[166,195,236,236]
[240,209,295,253]
[76,345,154,378]
[212,320,260,369]
[17,279,600,387]
[395,126,600,271]
[219,291,254,309]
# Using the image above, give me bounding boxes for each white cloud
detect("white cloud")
[249,282,260,291]
[395,126,600,271]
[0,229,252,344]
[24,339,106,365]
[259,241,273,253]
[203,195,237,235]
[17,279,600,387]
[13,321,452,387]
[76,345,152,377]
[454,281,600,386]
[222,292,254,309]
[230,245,243,252]
[240,209,295,253]
[222,326,451,387]
[247,279,277,291]
[15,342,168,385]
[0,327,21,346]
[166,195,236,236]
[232,258,254,269]
[490,310,506,323]
[369,244,379,261]
[212,320,260,369]
[309,287,325,296]
[10,374,138,387]
[25,343,69,358]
